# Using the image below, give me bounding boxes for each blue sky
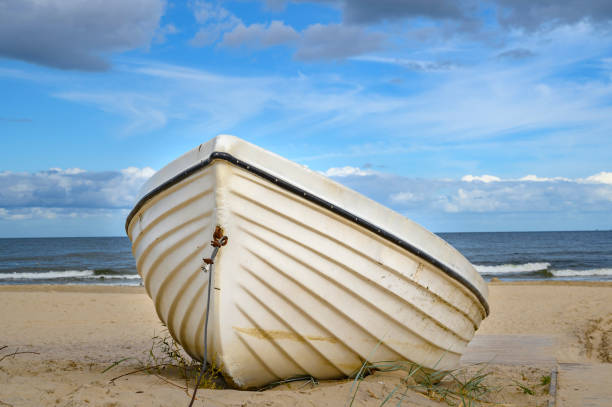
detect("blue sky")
[1,0,612,237]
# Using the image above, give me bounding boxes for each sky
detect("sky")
[1,0,611,237]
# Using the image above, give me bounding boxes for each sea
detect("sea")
[0,231,610,285]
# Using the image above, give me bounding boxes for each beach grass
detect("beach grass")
[103,330,223,394]
[101,332,550,407]
[345,357,499,407]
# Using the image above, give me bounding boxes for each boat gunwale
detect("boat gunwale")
[125,151,490,315]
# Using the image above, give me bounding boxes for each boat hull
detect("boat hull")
[126,136,488,388]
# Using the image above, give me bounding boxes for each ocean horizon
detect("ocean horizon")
[1,230,611,285]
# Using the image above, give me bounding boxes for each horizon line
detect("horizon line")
[1,229,611,239]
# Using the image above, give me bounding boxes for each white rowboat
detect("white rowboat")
[126,135,489,388]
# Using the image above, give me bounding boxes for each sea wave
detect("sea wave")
[92,268,133,276]
[475,262,551,275]
[550,268,612,277]
[0,270,141,280]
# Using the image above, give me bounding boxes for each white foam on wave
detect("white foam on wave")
[0,270,141,280]
[475,262,551,274]
[550,268,612,277]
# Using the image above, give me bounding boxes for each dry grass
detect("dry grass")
[102,330,224,393]
[346,359,503,407]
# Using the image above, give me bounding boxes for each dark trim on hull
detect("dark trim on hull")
[126,152,490,315]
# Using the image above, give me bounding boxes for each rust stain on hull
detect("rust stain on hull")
[234,326,338,343]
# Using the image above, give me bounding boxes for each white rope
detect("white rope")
[188,226,227,407]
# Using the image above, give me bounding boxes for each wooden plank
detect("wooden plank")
[548,367,558,407]
[556,363,612,407]
[461,335,557,366]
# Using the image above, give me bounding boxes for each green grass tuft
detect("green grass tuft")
[103,330,224,391]
[345,358,496,407]
[513,380,535,395]
[540,374,551,386]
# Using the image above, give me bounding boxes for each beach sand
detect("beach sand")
[1,282,611,406]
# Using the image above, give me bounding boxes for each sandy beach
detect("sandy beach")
[1,282,611,406]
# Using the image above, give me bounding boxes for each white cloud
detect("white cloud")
[494,0,612,32]
[592,187,612,202]
[1,167,611,230]
[277,0,612,33]
[327,171,612,215]
[61,168,87,175]
[582,171,612,184]
[437,188,505,213]
[0,207,59,221]
[0,0,164,71]
[189,1,241,47]
[519,174,571,182]
[295,23,385,61]
[120,167,157,179]
[461,174,501,183]
[390,191,423,203]
[224,0,612,63]
[0,207,123,221]
[218,19,383,61]
[193,1,233,24]
[353,56,458,72]
[322,166,375,177]
[221,21,299,48]
[0,167,156,210]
